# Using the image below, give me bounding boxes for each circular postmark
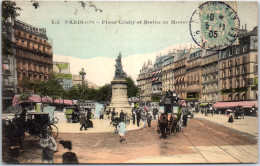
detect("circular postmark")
[189,1,240,50]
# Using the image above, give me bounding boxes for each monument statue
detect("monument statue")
[115,53,126,78]
[107,52,132,115]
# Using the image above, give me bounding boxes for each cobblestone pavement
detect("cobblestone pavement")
[194,113,258,139]
[2,118,258,164]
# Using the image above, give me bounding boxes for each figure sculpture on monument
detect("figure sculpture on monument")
[107,52,132,116]
[115,52,126,78]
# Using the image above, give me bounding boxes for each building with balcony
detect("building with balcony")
[151,54,173,97]
[173,49,189,100]
[136,60,153,102]
[14,20,53,92]
[219,27,258,102]
[162,52,176,95]
[201,50,219,103]
[186,48,202,101]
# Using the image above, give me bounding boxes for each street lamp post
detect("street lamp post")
[79,68,86,87]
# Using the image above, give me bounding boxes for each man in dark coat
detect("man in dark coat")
[136,109,141,127]
[183,113,188,126]
[120,110,125,122]
[147,113,152,127]
[111,109,116,121]
[132,107,136,125]
[86,109,93,128]
[80,113,87,131]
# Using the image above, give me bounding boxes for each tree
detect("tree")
[45,78,63,103]
[2,1,21,57]
[18,77,33,92]
[96,84,110,102]
[151,95,160,102]
[126,77,139,98]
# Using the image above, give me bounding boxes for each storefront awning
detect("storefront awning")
[214,101,258,108]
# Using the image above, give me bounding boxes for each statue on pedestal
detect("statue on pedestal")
[115,52,126,78]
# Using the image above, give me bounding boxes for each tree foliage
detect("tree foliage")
[126,77,139,98]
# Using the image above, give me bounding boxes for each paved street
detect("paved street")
[2,117,258,164]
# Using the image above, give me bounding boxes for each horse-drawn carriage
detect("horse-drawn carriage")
[233,106,245,119]
[157,91,184,138]
[3,107,59,146]
[2,107,59,152]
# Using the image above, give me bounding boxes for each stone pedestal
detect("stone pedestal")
[107,78,132,115]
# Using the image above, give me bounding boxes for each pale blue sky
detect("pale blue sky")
[16,1,258,59]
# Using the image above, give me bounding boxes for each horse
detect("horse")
[158,113,168,138]
[168,114,178,135]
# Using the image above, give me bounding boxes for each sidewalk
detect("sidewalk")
[55,119,143,134]
[194,113,258,139]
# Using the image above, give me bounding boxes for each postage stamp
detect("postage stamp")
[1,0,258,164]
[190,1,240,50]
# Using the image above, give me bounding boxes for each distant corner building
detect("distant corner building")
[137,26,258,105]
[53,61,73,90]
[2,19,53,109]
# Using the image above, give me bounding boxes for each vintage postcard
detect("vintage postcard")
[1,0,258,164]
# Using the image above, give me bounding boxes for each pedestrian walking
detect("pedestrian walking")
[251,105,256,117]
[40,130,57,163]
[132,107,136,125]
[153,107,157,120]
[147,112,152,127]
[120,110,125,122]
[86,109,93,128]
[107,109,111,119]
[80,113,87,131]
[100,108,104,119]
[183,113,188,127]
[228,112,234,123]
[136,109,141,127]
[141,111,147,128]
[210,105,213,116]
[59,140,79,164]
[117,121,127,142]
[111,108,116,121]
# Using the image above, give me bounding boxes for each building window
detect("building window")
[236,79,240,88]
[236,46,240,54]
[18,31,21,36]
[229,69,233,77]
[236,67,240,75]
[243,78,246,87]
[34,37,37,40]
[243,56,247,63]
[228,94,232,100]
[243,66,247,74]
[223,82,226,89]
[229,80,232,89]
[235,94,239,100]
[29,35,32,38]
[229,48,233,56]
[229,60,233,67]
[242,93,246,100]
[27,42,30,48]
[222,62,226,69]
[222,70,226,78]
[254,64,258,73]
[243,44,248,52]
[43,47,45,52]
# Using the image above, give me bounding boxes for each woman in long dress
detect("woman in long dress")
[117,121,127,142]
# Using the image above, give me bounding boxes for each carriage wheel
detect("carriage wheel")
[42,124,59,139]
